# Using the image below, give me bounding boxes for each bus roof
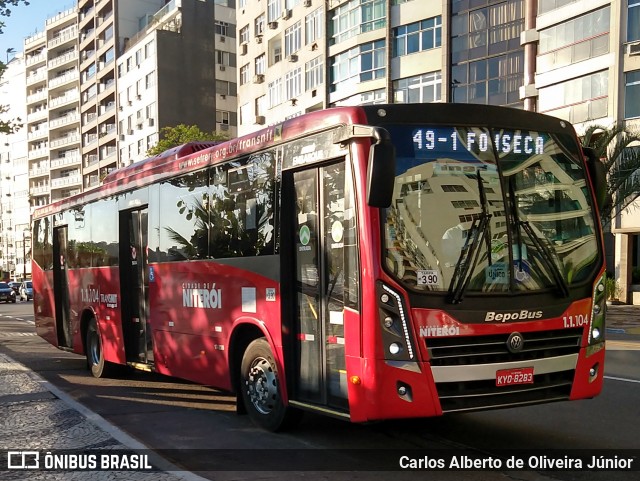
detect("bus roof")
[32,105,370,219]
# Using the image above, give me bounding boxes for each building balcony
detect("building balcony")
[25,52,46,67]
[49,112,80,130]
[27,129,48,141]
[29,163,50,177]
[26,71,47,86]
[28,147,48,160]
[50,153,81,170]
[48,49,78,69]
[49,70,79,90]
[50,133,80,149]
[49,91,79,109]
[50,175,82,189]
[48,26,78,49]
[27,109,48,123]
[30,184,50,196]
[26,90,47,104]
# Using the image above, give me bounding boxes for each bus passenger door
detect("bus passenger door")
[119,208,152,364]
[288,160,357,411]
[53,226,72,348]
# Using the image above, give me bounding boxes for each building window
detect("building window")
[625,70,640,119]
[267,0,282,23]
[215,21,230,36]
[393,16,442,57]
[305,8,323,45]
[393,71,442,103]
[330,0,386,44]
[255,14,265,36]
[285,67,302,100]
[255,54,266,75]
[332,89,386,106]
[537,0,579,15]
[268,78,283,107]
[145,40,155,58]
[305,56,323,91]
[538,70,608,124]
[330,40,385,92]
[256,95,266,116]
[216,110,230,125]
[240,64,250,85]
[537,7,609,72]
[630,1,640,42]
[285,21,302,57]
[239,25,250,45]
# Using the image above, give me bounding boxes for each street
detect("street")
[0,301,638,480]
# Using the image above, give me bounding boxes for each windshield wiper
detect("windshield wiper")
[447,171,492,304]
[507,177,569,298]
[519,221,570,297]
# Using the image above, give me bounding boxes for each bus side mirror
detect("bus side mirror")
[583,146,610,212]
[367,135,396,208]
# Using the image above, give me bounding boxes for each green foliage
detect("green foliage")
[146,124,228,156]
[0,1,29,135]
[580,123,640,227]
[605,275,620,300]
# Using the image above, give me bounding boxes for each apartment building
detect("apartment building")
[0,54,30,280]
[117,0,237,167]
[236,0,445,134]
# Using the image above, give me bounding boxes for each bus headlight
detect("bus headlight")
[377,282,416,361]
[588,274,606,347]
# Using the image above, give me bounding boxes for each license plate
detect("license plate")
[496,367,534,387]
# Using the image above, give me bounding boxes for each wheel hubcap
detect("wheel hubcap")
[246,356,278,415]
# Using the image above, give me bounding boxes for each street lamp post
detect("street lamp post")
[22,230,30,281]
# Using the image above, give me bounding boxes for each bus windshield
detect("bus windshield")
[383,124,599,297]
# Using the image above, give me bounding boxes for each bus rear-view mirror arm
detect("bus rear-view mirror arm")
[582,146,610,213]
[366,128,396,208]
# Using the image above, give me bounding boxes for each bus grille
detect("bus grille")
[436,370,575,412]
[427,328,583,366]
[427,328,582,412]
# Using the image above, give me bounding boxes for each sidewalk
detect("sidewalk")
[0,352,206,481]
[606,303,640,335]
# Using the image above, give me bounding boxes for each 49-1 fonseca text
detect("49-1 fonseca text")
[399,455,635,470]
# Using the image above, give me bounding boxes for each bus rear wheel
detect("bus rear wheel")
[85,318,114,378]
[240,338,301,431]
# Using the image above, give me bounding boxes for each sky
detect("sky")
[0,0,74,62]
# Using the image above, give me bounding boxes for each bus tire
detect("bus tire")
[240,338,301,431]
[85,318,114,378]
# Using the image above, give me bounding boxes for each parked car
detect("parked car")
[19,281,33,301]
[0,282,16,303]
[7,281,20,295]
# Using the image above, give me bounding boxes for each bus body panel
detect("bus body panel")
[147,261,281,387]
[33,267,56,346]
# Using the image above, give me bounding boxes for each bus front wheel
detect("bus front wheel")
[85,318,114,378]
[240,338,301,431]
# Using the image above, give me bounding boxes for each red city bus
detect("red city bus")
[32,104,607,431]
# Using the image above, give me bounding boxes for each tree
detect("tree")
[146,124,228,156]
[580,123,640,227]
[0,0,29,135]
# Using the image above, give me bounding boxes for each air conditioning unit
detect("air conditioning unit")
[220,124,229,131]
[219,64,226,71]
[288,54,298,62]
[136,123,143,130]
[256,35,263,44]
[240,43,248,55]
[268,21,278,30]
[126,129,133,135]
[255,115,265,125]
[146,118,155,127]
[220,93,227,99]
[253,74,265,84]
[219,35,226,43]
[629,42,640,56]
[282,9,291,20]
[304,0,312,6]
